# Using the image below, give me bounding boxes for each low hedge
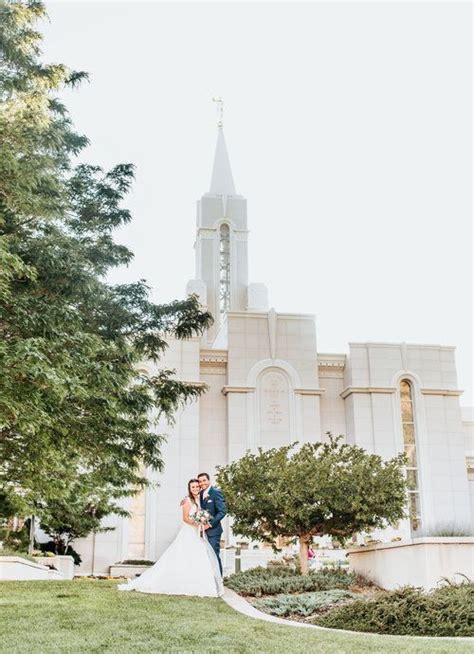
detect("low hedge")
[253,589,354,617]
[0,548,36,562]
[225,566,371,597]
[314,583,474,637]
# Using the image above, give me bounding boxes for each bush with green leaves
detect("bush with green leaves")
[217,434,407,574]
[314,582,474,637]
[225,566,372,597]
[120,559,155,566]
[39,540,82,566]
[0,548,36,562]
[0,1,213,522]
[253,589,355,617]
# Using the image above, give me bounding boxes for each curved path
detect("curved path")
[222,587,474,642]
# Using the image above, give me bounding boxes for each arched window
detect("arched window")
[400,379,421,531]
[219,223,230,317]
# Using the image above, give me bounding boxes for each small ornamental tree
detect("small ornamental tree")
[217,434,408,574]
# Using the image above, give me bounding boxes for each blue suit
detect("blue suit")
[200,486,226,575]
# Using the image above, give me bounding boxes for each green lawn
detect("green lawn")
[0,580,471,654]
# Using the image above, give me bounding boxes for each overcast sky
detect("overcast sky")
[42,1,472,405]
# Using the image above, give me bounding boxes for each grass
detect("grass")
[0,580,472,653]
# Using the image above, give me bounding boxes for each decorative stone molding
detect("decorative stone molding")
[340,386,397,399]
[222,386,256,395]
[200,349,228,374]
[340,386,464,399]
[348,342,456,350]
[317,353,346,378]
[318,370,344,379]
[201,364,227,375]
[294,388,325,396]
[420,388,463,396]
[226,310,315,321]
[317,353,346,368]
[267,308,277,360]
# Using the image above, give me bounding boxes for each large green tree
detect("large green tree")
[217,435,408,574]
[0,1,213,520]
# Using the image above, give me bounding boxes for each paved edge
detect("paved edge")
[222,587,474,642]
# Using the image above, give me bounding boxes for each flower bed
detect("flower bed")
[225,565,473,637]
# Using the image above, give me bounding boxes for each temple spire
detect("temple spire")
[209,98,236,195]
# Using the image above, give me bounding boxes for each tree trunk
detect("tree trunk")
[28,515,35,555]
[299,536,309,576]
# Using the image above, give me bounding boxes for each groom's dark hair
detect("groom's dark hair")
[198,472,210,480]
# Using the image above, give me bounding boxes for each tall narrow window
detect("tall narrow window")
[219,223,230,317]
[400,380,421,531]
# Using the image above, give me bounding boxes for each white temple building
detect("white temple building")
[74,120,474,574]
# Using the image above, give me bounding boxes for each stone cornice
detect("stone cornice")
[200,350,228,375]
[196,226,249,234]
[200,349,228,364]
[341,386,464,399]
[294,388,325,396]
[348,342,456,351]
[221,386,324,396]
[340,386,397,399]
[318,353,346,378]
[317,353,346,368]
[420,388,463,396]
[226,311,315,320]
[221,386,255,395]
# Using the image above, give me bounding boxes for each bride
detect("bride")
[117,479,224,597]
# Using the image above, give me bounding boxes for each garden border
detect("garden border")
[222,587,474,642]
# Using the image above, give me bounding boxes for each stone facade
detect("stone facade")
[74,126,474,573]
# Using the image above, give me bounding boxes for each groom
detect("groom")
[197,472,227,575]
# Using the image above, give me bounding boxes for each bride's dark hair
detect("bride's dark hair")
[187,478,199,506]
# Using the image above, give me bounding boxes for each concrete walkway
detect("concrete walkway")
[221,587,474,642]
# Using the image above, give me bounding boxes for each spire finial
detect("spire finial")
[212,96,224,128]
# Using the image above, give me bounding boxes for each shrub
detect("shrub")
[225,566,372,597]
[253,589,354,617]
[418,523,474,537]
[39,540,82,566]
[120,559,155,566]
[0,548,36,562]
[314,582,474,637]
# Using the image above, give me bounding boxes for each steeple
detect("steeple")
[209,126,236,196]
[192,101,250,343]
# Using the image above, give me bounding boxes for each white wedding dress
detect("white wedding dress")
[117,499,224,597]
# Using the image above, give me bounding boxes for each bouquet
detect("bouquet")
[192,509,212,534]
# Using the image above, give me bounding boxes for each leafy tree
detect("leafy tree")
[217,434,408,574]
[0,2,213,520]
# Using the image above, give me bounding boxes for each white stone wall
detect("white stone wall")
[348,538,474,591]
[199,356,227,476]
[318,360,346,439]
[225,311,322,461]
[343,342,471,534]
[462,408,474,523]
[74,512,126,575]
[145,337,202,559]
